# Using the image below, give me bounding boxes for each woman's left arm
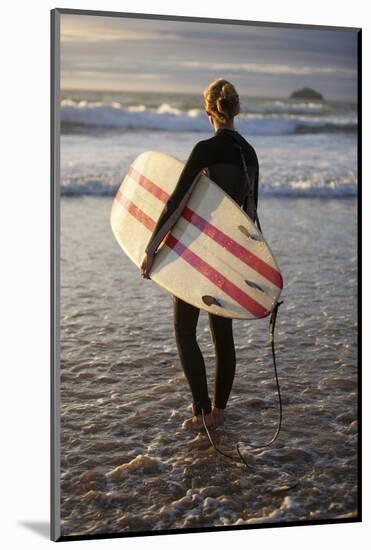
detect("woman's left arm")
[141,142,210,278]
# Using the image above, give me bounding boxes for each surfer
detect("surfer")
[140,78,259,431]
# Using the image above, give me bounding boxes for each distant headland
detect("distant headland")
[289,87,324,101]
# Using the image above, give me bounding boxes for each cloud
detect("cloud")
[62,29,183,44]
[59,14,358,100]
[179,61,356,77]
[61,15,186,44]
[62,70,168,81]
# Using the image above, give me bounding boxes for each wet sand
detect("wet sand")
[59,195,358,537]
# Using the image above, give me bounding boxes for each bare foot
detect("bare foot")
[182,412,215,431]
[211,406,225,428]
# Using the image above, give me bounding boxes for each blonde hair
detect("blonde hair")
[203,78,240,126]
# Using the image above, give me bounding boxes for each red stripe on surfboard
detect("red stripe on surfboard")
[114,191,270,318]
[115,190,155,231]
[127,164,283,289]
[128,165,169,202]
[165,234,270,318]
[181,207,283,289]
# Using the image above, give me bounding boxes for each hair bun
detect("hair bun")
[220,83,239,105]
[204,78,240,123]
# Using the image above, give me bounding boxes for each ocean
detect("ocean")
[60,90,357,198]
[59,90,358,537]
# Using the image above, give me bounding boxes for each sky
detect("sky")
[60,13,358,101]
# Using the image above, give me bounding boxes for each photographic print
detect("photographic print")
[51,8,360,541]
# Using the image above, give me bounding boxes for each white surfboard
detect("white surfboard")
[111,151,283,320]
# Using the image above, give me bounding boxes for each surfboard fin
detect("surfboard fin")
[202,295,223,308]
[238,225,261,241]
[245,280,265,293]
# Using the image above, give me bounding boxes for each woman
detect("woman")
[140,78,259,431]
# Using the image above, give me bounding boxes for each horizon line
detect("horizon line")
[60,87,356,103]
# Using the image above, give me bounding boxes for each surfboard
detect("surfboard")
[110,150,283,320]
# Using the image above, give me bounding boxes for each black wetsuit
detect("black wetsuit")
[147,128,259,416]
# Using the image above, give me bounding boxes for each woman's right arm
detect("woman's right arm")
[242,156,259,223]
[253,159,259,213]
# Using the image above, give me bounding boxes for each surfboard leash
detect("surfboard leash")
[237,299,284,453]
[201,411,251,468]
[201,298,284,469]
